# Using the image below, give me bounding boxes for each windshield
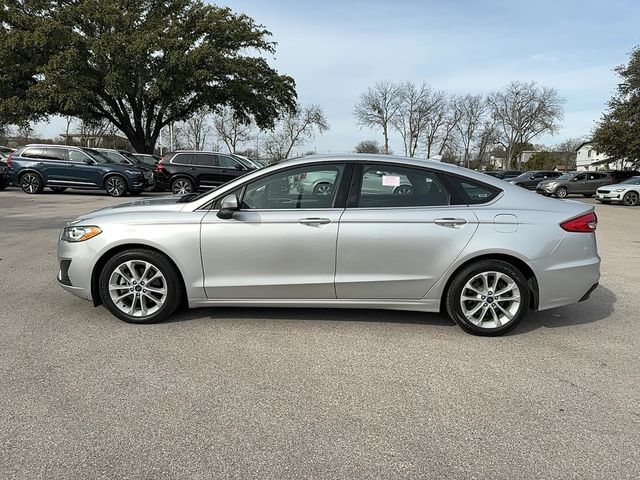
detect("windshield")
[620,176,640,185]
[82,148,114,163]
[556,173,576,180]
[119,151,145,165]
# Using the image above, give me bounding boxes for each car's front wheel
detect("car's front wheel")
[554,187,568,198]
[446,260,530,336]
[104,176,128,197]
[623,191,639,206]
[98,248,184,324]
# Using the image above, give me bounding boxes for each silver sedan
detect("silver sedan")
[57,154,600,336]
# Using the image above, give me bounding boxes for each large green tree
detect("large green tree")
[592,46,640,167]
[0,0,296,152]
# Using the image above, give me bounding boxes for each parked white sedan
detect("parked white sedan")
[596,176,640,206]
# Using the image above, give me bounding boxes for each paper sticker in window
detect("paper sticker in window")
[382,175,401,187]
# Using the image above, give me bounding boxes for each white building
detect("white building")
[575,141,633,171]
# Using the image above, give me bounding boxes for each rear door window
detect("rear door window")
[194,154,216,167]
[357,164,450,208]
[42,148,68,161]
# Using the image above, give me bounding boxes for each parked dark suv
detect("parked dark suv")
[156,151,257,194]
[7,145,154,196]
[508,170,563,190]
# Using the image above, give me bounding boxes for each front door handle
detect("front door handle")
[434,218,468,228]
[298,217,331,226]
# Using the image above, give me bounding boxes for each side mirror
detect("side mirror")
[235,163,245,171]
[217,194,239,219]
[84,158,95,165]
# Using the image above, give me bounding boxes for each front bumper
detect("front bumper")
[57,237,98,302]
[595,190,622,202]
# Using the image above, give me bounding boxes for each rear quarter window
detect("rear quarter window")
[445,175,501,205]
[20,147,43,159]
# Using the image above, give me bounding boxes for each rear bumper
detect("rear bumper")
[530,232,600,311]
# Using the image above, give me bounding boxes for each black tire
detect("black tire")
[0,183,7,191]
[393,185,414,195]
[582,193,594,198]
[445,259,530,336]
[19,172,44,194]
[98,248,184,324]
[313,182,333,197]
[172,177,194,195]
[104,175,128,197]
[50,187,67,193]
[623,191,639,206]
[554,187,568,198]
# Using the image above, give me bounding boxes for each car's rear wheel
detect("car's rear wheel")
[20,172,44,194]
[98,249,184,324]
[172,178,194,195]
[393,185,414,195]
[50,187,67,193]
[104,175,128,197]
[554,187,568,198]
[623,191,639,206]
[446,260,530,336]
[313,182,333,197]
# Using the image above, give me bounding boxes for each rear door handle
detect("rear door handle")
[434,218,468,228]
[298,217,331,226]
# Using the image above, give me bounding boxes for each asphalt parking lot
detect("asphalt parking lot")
[0,188,638,479]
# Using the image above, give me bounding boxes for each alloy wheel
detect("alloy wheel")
[108,260,168,318]
[623,191,639,206]
[393,185,414,195]
[21,174,41,193]
[555,187,568,198]
[314,183,333,196]
[105,177,126,196]
[459,271,521,329]
[173,179,193,195]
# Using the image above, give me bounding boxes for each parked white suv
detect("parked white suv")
[596,176,640,206]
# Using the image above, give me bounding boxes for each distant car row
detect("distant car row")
[483,169,640,206]
[1,144,266,197]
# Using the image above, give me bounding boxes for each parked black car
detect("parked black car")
[536,171,613,198]
[132,153,161,167]
[156,151,257,194]
[484,170,523,180]
[7,145,154,196]
[508,170,563,190]
[0,159,9,190]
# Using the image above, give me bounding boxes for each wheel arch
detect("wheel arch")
[439,253,539,313]
[90,243,188,307]
[17,168,44,182]
[102,172,128,189]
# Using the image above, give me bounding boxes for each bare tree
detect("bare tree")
[421,90,449,158]
[393,82,442,157]
[453,94,487,168]
[487,81,565,168]
[354,140,381,154]
[552,136,585,171]
[263,104,329,162]
[213,107,255,153]
[175,109,213,151]
[437,97,464,157]
[474,121,498,170]
[75,118,109,148]
[353,80,401,154]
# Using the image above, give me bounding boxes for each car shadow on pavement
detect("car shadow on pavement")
[167,285,616,335]
[167,306,455,329]
[509,285,616,335]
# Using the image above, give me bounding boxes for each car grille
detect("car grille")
[597,189,610,194]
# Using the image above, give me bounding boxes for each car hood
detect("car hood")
[599,182,635,190]
[68,195,188,224]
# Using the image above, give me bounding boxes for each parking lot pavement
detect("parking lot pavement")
[0,188,638,479]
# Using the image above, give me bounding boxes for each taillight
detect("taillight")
[6,153,13,168]
[560,212,597,233]
[156,158,165,173]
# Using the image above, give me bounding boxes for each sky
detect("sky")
[37,0,640,155]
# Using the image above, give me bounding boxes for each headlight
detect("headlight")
[614,189,625,192]
[61,226,102,242]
